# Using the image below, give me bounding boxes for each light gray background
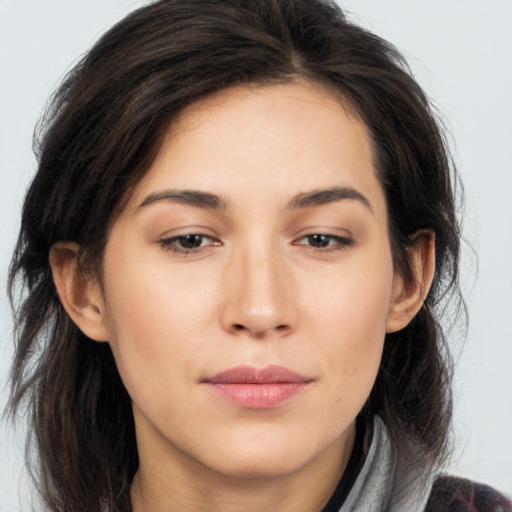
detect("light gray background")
[1,1,511,510]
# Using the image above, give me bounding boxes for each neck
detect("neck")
[130,424,356,512]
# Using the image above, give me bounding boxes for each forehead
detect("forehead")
[124,81,384,217]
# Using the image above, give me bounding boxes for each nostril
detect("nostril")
[231,323,289,335]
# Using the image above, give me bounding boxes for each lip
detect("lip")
[202,365,313,409]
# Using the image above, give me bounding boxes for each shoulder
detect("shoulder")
[424,475,511,512]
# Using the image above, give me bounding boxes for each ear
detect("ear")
[49,241,110,342]
[386,230,436,333]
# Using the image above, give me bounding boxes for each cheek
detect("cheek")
[303,256,393,404]
[101,254,222,406]
[305,253,394,341]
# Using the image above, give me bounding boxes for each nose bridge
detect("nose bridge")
[222,233,294,337]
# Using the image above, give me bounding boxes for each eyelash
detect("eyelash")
[159,234,219,255]
[293,234,354,252]
[158,233,354,256]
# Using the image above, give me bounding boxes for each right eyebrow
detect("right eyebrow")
[137,189,229,211]
[287,185,373,214]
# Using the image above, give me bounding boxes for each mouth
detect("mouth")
[202,365,313,409]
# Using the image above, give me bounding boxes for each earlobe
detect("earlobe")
[49,241,110,342]
[386,230,436,333]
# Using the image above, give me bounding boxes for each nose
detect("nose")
[220,241,297,339]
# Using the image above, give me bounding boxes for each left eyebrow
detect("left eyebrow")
[287,186,373,214]
[137,190,229,211]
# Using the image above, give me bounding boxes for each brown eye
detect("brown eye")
[176,234,207,249]
[295,233,354,250]
[306,234,332,248]
[159,233,219,254]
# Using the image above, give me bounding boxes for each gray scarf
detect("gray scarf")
[340,416,436,511]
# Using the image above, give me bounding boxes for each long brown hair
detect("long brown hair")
[8,1,463,510]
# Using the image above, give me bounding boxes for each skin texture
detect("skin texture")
[50,82,434,512]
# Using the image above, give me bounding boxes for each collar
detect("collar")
[335,416,437,512]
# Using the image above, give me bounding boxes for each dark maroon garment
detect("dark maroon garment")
[425,476,511,512]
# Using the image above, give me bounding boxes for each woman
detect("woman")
[6,0,511,511]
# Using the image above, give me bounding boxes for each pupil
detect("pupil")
[308,234,330,247]
[179,235,203,248]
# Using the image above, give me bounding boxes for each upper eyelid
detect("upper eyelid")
[156,231,353,241]
[156,226,219,238]
[154,222,355,239]
[295,233,352,240]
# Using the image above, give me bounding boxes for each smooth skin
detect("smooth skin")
[50,81,435,512]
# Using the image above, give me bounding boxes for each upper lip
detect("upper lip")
[203,365,312,384]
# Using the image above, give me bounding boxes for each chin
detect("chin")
[195,429,329,480]
[211,453,309,480]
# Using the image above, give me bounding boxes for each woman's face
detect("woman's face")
[99,82,400,480]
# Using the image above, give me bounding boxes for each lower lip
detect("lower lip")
[206,382,309,409]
